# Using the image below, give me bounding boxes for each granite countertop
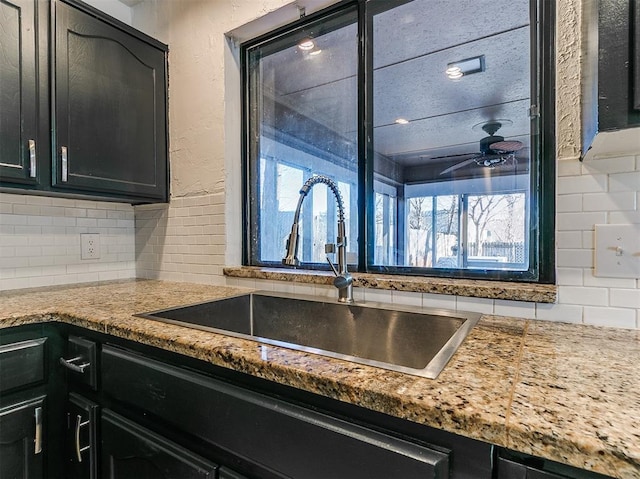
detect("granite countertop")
[0,279,637,478]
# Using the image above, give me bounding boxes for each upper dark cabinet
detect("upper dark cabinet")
[53,0,168,202]
[583,0,640,158]
[0,0,46,186]
[0,0,168,203]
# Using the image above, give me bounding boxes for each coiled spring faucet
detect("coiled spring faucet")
[282,175,354,303]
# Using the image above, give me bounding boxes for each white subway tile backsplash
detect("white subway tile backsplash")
[391,290,422,307]
[0,194,135,291]
[456,296,494,314]
[609,210,640,224]
[422,292,457,310]
[556,231,582,249]
[583,306,636,329]
[535,303,583,323]
[556,193,583,212]
[556,212,607,231]
[610,289,640,308]
[363,288,392,304]
[583,272,636,288]
[556,249,593,268]
[494,300,536,319]
[609,171,640,192]
[557,174,607,195]
[558,286,608,306]
[583,191,636,211]
[556,267,584,286]
[294,283,316,296]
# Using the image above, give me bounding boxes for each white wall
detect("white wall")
[82,0,133,24]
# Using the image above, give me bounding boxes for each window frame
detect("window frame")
[241,0,556,284]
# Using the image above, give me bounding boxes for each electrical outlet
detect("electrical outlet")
[80,233,101,260]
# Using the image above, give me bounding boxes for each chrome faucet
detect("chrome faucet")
[283,175,354,303]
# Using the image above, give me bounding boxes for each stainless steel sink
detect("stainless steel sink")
[137,291,480,379]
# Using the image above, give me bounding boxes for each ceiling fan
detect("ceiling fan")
[439,121,524,175]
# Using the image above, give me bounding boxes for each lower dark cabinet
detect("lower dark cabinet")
[101,409,218,479]
[0,396,45,479]
[102,345,450,479]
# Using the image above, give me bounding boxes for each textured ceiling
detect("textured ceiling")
[265,0,532,178]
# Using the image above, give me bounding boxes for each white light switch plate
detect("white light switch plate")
[594,225,640,278]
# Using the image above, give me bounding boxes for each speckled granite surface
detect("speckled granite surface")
[223,266,558,303]
[0,279,636,478]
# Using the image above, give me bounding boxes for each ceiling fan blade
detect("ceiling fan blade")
[439,157,478,175]
[424,151,477,161]
[490,140,524,153]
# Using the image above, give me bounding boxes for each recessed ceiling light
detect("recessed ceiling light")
[395,118,409,124]
[445,55,485,80]
[298,39,315,51]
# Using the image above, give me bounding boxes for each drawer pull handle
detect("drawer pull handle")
[75,414,90,462]
[59,356,90,374]
[61,146,68,182]
[28,140,36,178]
[34,407,42,454]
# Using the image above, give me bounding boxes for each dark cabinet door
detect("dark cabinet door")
[53,0,167,201]
[0,396,45,479]
[101,409,218,479]
[0,0,38,185]
[66,394,98,479]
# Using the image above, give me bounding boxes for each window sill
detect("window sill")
[223,267,557,304]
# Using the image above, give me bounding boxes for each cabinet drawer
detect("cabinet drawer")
[102,345,450,479]
[0,338,46,392]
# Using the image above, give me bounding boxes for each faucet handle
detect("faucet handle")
[326,256,339,276]
[324,243,336,254]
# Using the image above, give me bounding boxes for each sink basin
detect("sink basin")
[137,291,480,379]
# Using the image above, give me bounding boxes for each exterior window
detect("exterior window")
[243,0,554,282]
